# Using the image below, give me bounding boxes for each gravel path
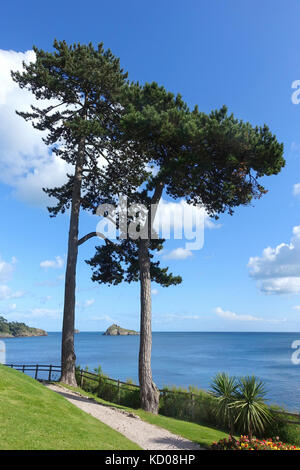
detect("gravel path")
[45,383,202,451]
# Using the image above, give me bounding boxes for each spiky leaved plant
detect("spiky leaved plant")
[210,372,238,435]
[231,375,273,440]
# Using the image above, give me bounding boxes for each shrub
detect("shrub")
[159,385,219,426]
[265,406,300,446]
[75,365,140,408]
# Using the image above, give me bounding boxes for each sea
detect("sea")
[1,331,300,411]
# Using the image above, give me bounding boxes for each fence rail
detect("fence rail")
[4,363,300,426]
[5,363,62,381]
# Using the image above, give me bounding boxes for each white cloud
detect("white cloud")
[214,307,286,323]
[291,142,300,153]
[39,295,52,304]
[164,314,201,320]
[0,49,71,206]
[40,256,64,269]
[0,285,25,300]
[215,307,263,322]
[259,277,300,294]
[84,298,95,308]
[164,247,193,260]
[0,255,15,282]
[0,255,24,301]
[153,198,221,235]
[6,308,61,320]
[151,288,159,295]
[29,308,61,318]
[90,315,115,323]
[152,199,221,255]
[293,183,300,197]
[248,226,300,294]
[36,278,63,287]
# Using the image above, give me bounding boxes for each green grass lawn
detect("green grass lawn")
[61,383,229,448]
[0,365,141,450]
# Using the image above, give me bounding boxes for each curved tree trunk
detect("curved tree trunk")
[138,237,160,413]
[60,137,85,386]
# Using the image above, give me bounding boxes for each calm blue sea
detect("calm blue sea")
[1,332,300,411]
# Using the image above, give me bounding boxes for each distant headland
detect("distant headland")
[0,316,47,338]
[103,324,139,336]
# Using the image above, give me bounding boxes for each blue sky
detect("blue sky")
[1,0,300,332]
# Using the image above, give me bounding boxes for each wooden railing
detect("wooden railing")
[5,364,62,381]
[4,363,300,426]
[272,409,300,426]
[77,367,139,389]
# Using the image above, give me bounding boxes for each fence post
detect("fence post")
[80,369,83,388]
[117,379,120,404]
[191,393,195,420]
[98,373,102,397]
[35,364,39,380]
[22,365,25,373]
[48,365,52,382]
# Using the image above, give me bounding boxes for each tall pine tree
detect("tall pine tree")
[86,82,285,413]
[12,40,129,385]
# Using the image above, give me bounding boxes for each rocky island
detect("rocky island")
[0,316,47,338]
[103,324,139,336]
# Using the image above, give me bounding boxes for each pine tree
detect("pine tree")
[12,40,128,385]
[86,82,285,413]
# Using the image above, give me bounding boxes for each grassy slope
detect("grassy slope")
[0,366,141,450]
[62,384,229,448]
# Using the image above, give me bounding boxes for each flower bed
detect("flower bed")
[211,435,300,450]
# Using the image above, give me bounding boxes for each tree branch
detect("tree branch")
[77,231,106,246]
[77,231,121,249]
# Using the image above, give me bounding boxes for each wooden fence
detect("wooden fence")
[5,364,62,381]
[4,363,191,395]
[4,363,300,427]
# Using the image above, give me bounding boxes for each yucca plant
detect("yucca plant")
[231,375,273,439]
[210,372,238,435]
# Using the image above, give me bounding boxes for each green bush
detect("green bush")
[119,379,140,408]
[75,365,140,408]
[263,406,300,446]
[159,384,219,427]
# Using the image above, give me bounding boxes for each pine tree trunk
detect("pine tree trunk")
[138,238,160,414]
[60,137,85,386]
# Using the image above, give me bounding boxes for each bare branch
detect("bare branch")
[77,231,106,246]
[77,231,120,248]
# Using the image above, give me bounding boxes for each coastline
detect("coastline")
[0,332,48,338]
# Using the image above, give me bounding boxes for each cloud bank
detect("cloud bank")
[214,307,286,323]
[0,49,70,206]
[248,226,300,294]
